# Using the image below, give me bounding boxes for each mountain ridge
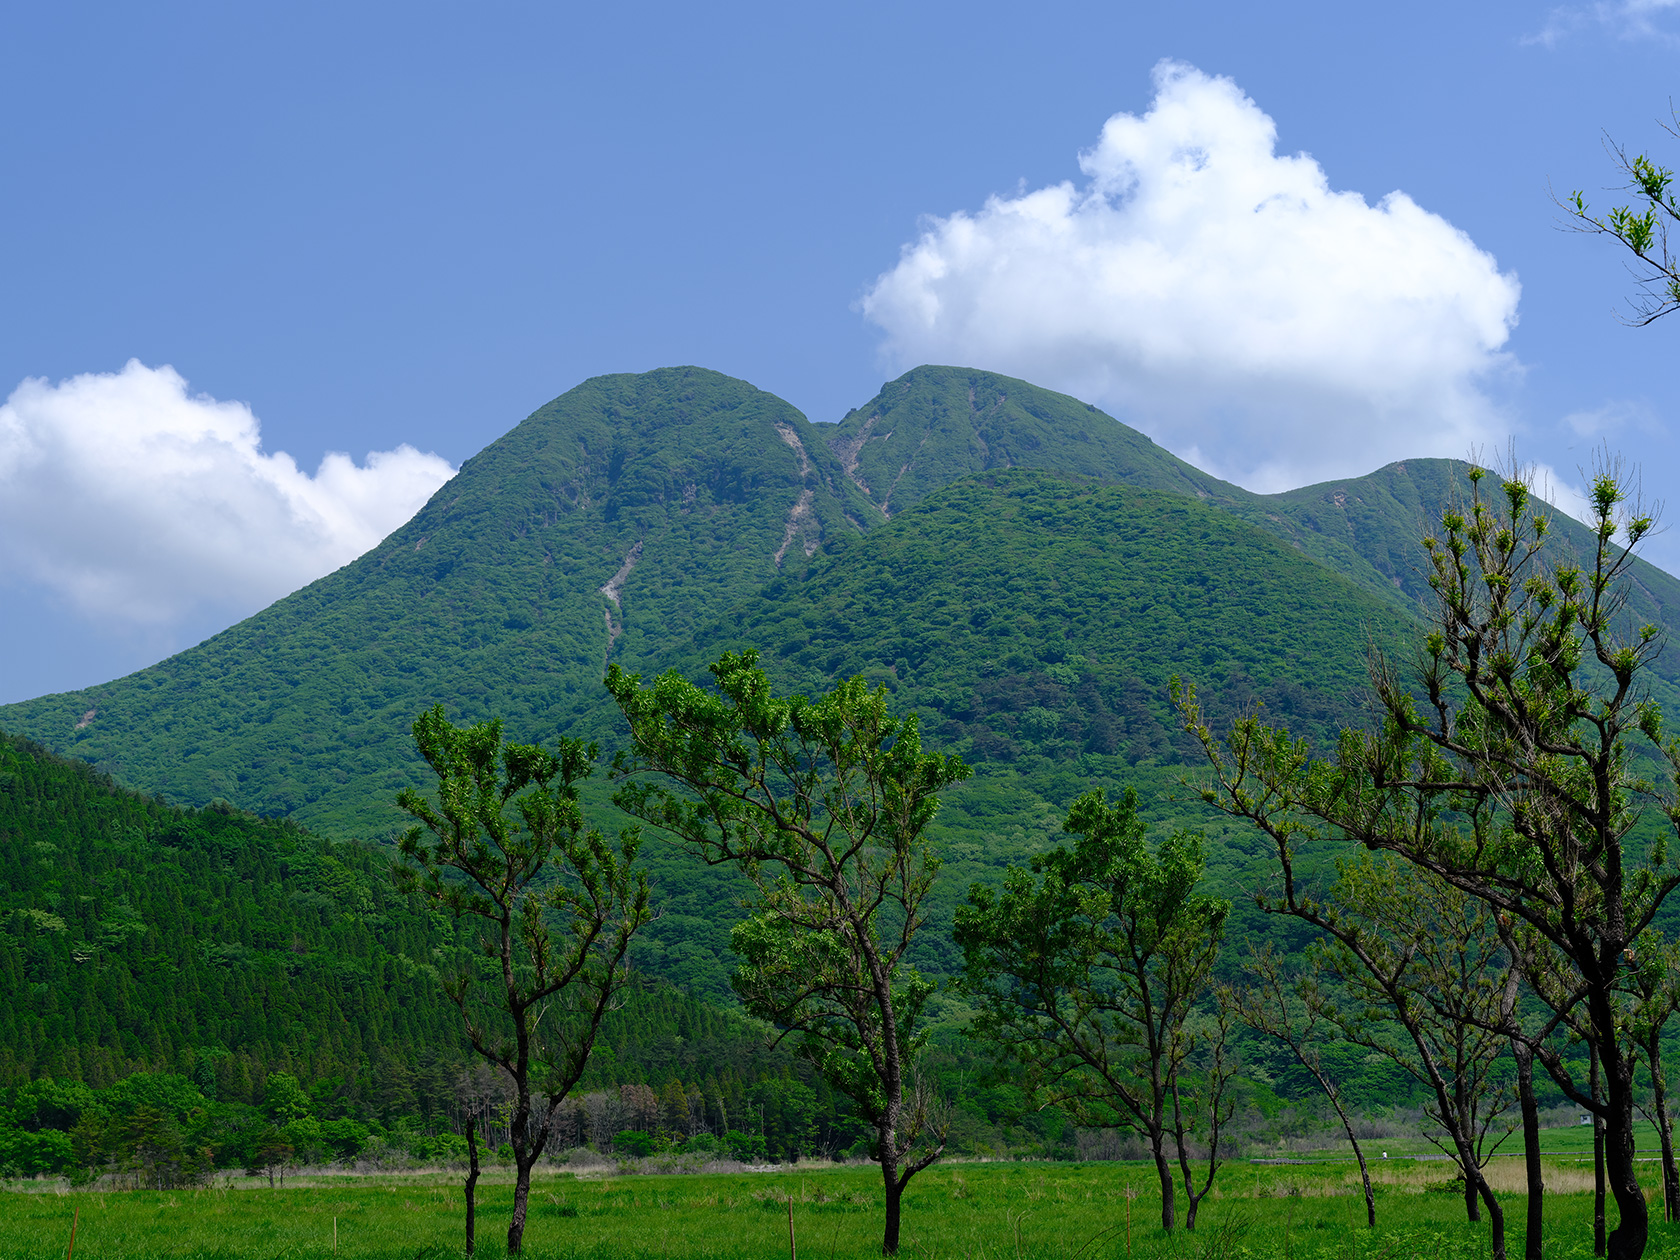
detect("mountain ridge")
[830,367,1680,636]
[8,362,1676,998]
[4,363,1676,835]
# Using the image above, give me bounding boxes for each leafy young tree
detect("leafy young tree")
[606,651,969,1256]
[262,1073,311,1124]
[954,787,1233,1231]
[1224,945,1377,1228]
[1562,114,1680,324]
[1179,464,1676,1260]
[395,705,653,1255]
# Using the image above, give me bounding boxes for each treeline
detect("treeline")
[0,731,461,1088]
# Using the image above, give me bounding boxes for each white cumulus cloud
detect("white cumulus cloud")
[0,360,454,626]
[861,60,1523,492]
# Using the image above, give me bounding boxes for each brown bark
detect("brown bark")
[1602,1034,1651,1260]
[1152,1134,1176,1230]
[1515,1042,1543,1260]
[1594,1045,1607,1258]
[1644,1026,1679,1223]
[465,1117,480,1256]
[882,1159,901,1255]
[1470,1148,1508,1260]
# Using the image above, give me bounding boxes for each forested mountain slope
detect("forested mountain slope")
[0,733,913,1165]
[0,731,460,1092]
[695,469,1403,763]
[6,360,1676,1022]
[10,363,1673,840]
[825,365,1236,514]
[834,367,1680,648]
[0,368,875,836]
[650,469,1411,983]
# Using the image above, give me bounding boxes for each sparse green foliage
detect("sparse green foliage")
[1563,115,1680,324]
[1625,930,1680,1221]
[1224,945,1378,1227]
[954,787,1232,1231]
[395,705,653,1253]
[1179,459,1679,1260]
[607,651,970,1255]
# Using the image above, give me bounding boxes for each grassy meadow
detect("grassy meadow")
[5,1148,1680,1260]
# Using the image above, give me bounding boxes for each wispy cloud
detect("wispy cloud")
[1558,398,1662,439]
[1525,0,1680,48]
[0,360,454,627]
[861,61,1521,493]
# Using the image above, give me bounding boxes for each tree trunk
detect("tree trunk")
[465,1117,480,1257]
[883,1178,902,1256]
[1473,1165,1509,1260]
[1312,1070,1374,1227]
[1352,1142,1376,1228]
[881,1148,902,1256]
[1176,1127,1202,1232]
[1152,1131,1176,1230]
[1603,1041,1651,1260]
[1593,1044,1607,1258]
[508,1152,536,1254]
[1515,1042,1543,1260]
[1448,1130,1508,1260]
[1648,1031,1679,1224]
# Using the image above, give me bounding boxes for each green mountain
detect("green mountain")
[833,367,1680,640]
[0,368,876,837]
[672,469,1410,980]
[4,362,1675,997]
[825,365,1233,513]
[699,469,1399,767]
[0,365,1416,837]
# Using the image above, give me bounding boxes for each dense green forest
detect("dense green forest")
[0,722,1572,1185]
[644,469,1410,986]
[0,731,459,1090]
[0,732,1107,1181]
[0,737,799,1169]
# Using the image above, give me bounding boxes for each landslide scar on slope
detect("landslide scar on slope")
[826,414,892,517]
[600,540,643,665]
[773,425,820,568]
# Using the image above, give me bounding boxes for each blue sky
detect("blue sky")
[2,0,1678,702]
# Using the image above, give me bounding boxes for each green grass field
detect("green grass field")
[4,1156,1680,1260]
[1273,1119,1665,1161]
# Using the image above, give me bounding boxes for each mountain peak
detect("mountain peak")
[825,365,1233,517]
